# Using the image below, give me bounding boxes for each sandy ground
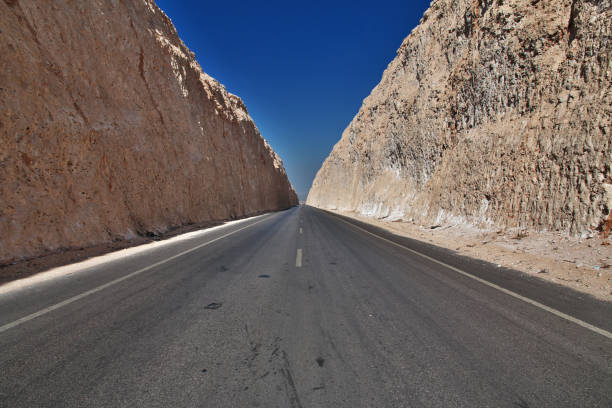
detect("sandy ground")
[0,214,268,294]
[335,210,612,302]
[0,219,224,285]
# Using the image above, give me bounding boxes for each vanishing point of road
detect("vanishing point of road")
[0,206,610,407]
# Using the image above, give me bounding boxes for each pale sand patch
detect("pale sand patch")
[335,210,612,302]
[0,213,268,296]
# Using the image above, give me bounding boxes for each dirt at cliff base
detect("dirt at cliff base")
[0,218,227,285]
[336,210,612,302]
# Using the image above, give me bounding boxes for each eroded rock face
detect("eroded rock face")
[308,0,611,235]
[0,0,297,264]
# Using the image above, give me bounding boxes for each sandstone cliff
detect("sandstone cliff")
[308,0,611,236]
[0,0,297,265]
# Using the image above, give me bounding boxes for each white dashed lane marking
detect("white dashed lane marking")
[296,249,303,268]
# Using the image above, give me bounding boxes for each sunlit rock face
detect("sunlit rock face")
[308,0,611,235]
[0,0,297,264]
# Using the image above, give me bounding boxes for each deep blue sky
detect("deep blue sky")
[155,0,431,200]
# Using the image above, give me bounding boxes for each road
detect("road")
[0,205,610,407]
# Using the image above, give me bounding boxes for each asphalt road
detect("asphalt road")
[0,205,610,407]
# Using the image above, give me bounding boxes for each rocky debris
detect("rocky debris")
[0,0,297,266]
[308,0,611,237]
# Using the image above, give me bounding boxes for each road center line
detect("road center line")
[296,249,303,267]
[0,214,272,334]
[327,211,612,340]
[299,227,303,234]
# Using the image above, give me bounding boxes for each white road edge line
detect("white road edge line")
[328,212,612,340]
[0,215,272,334]
[296,249,303,268]
[0,213,270,295]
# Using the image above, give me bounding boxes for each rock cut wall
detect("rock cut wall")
[308,0,611,235]
[0,0,297,264]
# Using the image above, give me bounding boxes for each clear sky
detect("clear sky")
[155,0,431,200]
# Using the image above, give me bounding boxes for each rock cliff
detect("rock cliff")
[0,0,297,265]
[308,0,611,235]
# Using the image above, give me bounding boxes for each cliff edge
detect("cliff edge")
[308,0,610,236]
[0,0,297,266]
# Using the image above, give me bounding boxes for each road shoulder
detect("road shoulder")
[314,207,612,334]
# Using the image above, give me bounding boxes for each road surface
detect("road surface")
[0,206,610,407]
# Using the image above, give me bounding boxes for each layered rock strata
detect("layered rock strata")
[308,0,611,235]
[0,0,297,265]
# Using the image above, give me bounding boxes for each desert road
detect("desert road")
[0,206,610,407]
